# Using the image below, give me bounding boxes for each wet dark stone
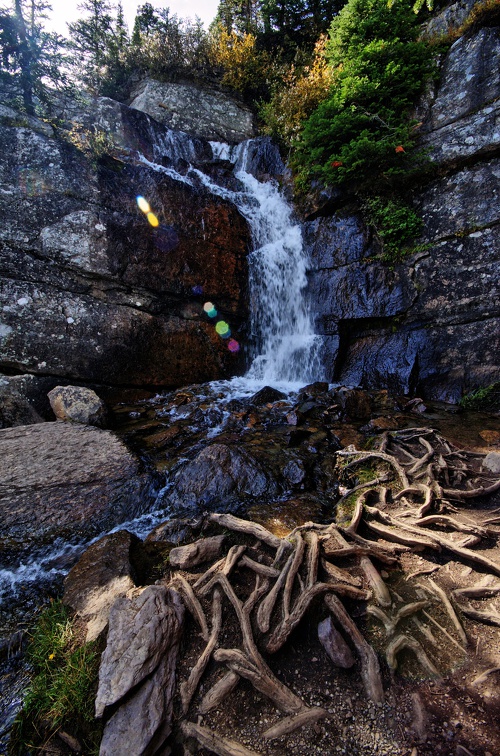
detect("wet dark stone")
[283,459,306,486]
[331,387,373,420]
[298,382,330,398]
[145,518,200,547]
[250,386,287,406]
[161,443,279,515]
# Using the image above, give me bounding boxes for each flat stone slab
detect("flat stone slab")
[0,422,154,565]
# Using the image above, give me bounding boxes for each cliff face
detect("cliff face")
[0,95,251,394]
[305,14,500,403]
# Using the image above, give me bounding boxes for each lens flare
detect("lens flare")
[136,196,150,213]
[192,285,203,295]
[228,339,240,353]
[204,302,218,318]
[147,212,159,227]
[215,321,230,336]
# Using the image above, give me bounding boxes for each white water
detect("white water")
[0,129,325,603]
[141,130,325,387]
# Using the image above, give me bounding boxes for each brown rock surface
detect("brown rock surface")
[0,422,155,563]
[48,385,108,427]
[63,530,139,642]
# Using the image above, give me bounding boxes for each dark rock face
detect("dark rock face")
[0,97,251,392]
[0,423,155,565]
[305,23,500,403]
[162,442,279,515]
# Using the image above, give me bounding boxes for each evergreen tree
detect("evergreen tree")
[0,0,69,114]
[212,0,261,35]
[67,0,116,92]
[260,0,343,56]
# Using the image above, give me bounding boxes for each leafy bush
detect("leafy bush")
[292,0,434,191]
[362,195,424,263]
[260,35,333,148]
[459,382,500,411]
[208,25,270,95]
[10,601,102,755]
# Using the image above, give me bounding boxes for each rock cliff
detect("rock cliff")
[305,8,500,403]
[0,94,251,401]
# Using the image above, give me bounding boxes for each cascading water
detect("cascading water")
[0,128,325,606]
[141,129,325,388]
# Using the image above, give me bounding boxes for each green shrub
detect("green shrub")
[459,382,500,411]
[362,195,424,264]
[292,0,434,191]
[9,601,102,756]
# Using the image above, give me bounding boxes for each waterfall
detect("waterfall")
[141,129,325,388]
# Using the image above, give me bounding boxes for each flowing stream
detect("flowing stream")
[0,129,325,608]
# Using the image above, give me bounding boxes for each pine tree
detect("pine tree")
[212,0,261,35]
[0,0,69,114]
[67,0,116,92]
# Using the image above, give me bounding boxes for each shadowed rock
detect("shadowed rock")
[318,616,355,669]
[0,423,155,565]
[163,443,278,515]
[96,585,184,755]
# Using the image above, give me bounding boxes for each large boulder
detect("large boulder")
[129,78,256,143]
[162,443,279,515]
[0,423,155,565]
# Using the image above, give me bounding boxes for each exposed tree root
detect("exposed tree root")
[180,721,260,756]
[134,428,500,752]
[262,707,328,740]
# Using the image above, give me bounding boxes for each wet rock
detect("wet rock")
[145,518,199,546]
[250,386,287,406]
[403,398,427,414]
[283,459,306,486]
[286,411,302,426]
[318,616,355,669]
[0,423,155,564]
[97,586,184,755]
[168,535,226,569]
[163,443,278,515]
[298,382,330,398]
[63,530,139,642]
[48,385,108,427]
[333,388,372,420]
